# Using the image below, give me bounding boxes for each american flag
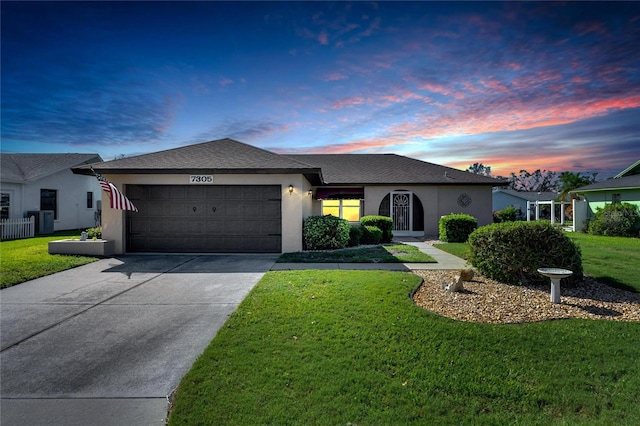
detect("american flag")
[92,169,138,212]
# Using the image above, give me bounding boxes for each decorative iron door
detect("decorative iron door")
[391,192,411,232]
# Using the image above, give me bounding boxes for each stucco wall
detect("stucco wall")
[102,173,312,254]
[365,185,493,235]
[437,186,494,232]
[1,170,101,231]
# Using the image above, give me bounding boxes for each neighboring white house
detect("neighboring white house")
[1,153,103,232]
[73,138,508,254]
[492,188,559,217]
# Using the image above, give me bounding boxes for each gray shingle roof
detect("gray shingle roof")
[74,138,506,186]
[87,139,318,173]
[287,154,507,185]
[1,153,102,183]
[572,174,640,192]
[493,189,560,201]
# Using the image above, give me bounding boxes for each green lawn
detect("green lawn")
[434,242,469,260]
[278,244,436,263]
[436,233,640,292]
[169,270,640,425]
[566,233,640,292]
[0,231,98,288]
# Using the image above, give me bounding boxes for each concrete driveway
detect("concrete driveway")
[0,254,277,426]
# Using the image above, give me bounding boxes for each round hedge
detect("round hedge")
[303,215,350,250]
[468,221,583,286]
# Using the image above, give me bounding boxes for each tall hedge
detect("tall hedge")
[360,215,393,243]
[587,202,640,237]
[468,221,583,286]
[439,213,478,242]
[303,215,350,250]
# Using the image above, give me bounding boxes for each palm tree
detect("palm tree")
[558,171,598,201]
[558,171,598,219]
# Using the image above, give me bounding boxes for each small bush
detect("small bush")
[303,215,350,250]
[468,221,583,286]
[439,213,478,242]
[360,215,393,243]
[348,225,363,247]
[86,226,102,239]
[493,206,520,223]
[588,203,640,237]
[361,225,383,245]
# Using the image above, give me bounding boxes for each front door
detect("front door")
[391,191,412,234]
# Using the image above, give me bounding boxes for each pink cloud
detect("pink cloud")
[419,83,452,96]
[323,72,348,81]
[219,78,233,87]
[331,96,367,109]
[391,94,640,142]
[305,137,400,154]
[575,21,608,37]
[481,78,511,94]
[317,30,329,45]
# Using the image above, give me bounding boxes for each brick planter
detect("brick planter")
[48,239,115,257]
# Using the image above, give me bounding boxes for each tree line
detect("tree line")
[466,162,598,197]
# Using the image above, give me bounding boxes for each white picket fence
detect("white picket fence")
[0,216,35,240]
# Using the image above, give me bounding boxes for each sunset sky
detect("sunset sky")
[2,1,639,179]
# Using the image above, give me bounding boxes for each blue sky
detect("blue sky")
[2,1,639,179]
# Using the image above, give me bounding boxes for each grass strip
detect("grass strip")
[277,244,435,263]
[169,270,640,425]
[0,231,98,288]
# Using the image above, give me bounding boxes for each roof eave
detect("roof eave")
[614,160,640,178]
[571,185,640,193]
[73,166,323,177]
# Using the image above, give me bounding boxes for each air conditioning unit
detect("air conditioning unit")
[25,210,54,235]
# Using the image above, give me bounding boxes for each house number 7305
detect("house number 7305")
[189,175,213,184]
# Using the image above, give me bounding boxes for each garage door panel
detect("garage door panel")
[186,186,205,199]
[127,185,147,200]
[127,185,281,253]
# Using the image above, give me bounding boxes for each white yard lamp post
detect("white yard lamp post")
[537,268,573,304]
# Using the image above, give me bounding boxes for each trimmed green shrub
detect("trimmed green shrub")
[468,221,583,286]
[303,215,350,250]
[348,225,363,247]
[360,215,393,243]
[493,206,519,223]
[439,213,478,242]
[86,226,102,239]
[361,225,383,245]
[588,203,640,237]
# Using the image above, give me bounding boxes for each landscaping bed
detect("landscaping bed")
[413,270,640,324]
[277,243,435,263]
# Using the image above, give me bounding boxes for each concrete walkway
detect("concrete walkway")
[271,237,470,271]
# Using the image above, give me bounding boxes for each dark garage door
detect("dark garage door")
[126,185,281,253]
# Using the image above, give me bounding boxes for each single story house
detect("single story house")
[74,138,506,254]
[570,159,640,231]
[492,188,560,217]
[1,153,103,232]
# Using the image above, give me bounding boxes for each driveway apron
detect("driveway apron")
[0,254,276,426]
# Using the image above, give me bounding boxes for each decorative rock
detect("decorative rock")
[444,274,464,292]
[460,269,474,281]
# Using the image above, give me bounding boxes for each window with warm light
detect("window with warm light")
[322,199,361,222]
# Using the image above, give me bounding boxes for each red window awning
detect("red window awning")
[315,188,364,200]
